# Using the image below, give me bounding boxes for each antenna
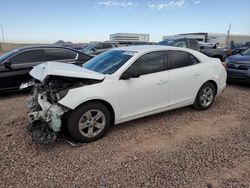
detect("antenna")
[1,24,5,43]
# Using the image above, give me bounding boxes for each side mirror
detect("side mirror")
[92,47,96,52]
[120,69,140,80]
[3,61,12,69]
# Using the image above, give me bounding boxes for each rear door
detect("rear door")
[167,50,204,106]
[0,49,45,90]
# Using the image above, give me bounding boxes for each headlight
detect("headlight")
[20,80,36,90]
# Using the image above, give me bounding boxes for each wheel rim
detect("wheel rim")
[200,87,214,107]
[78,109,106,138]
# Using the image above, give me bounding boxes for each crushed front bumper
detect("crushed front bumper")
[27,93,68,144]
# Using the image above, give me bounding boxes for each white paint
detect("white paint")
[30,45,227,125]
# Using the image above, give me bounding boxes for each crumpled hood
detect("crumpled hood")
[30,61,105,82]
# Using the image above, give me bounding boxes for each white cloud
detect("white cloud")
[194,0,201,4]
[147,0,186,10]
[98,1,138,8]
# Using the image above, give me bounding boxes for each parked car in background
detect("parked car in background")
[157,38,229,62]
[24,45,226,144]
[0,45,92,92]
[245,42,250,47]
[226,42,250,55]
[225,43,247,55]
[226,48,250,83]
[80,42,118,56]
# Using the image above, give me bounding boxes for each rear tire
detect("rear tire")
[67,102,111,143]
[193,82,215,110]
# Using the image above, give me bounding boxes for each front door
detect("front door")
[0,49,45,91]
[118,51,169,121]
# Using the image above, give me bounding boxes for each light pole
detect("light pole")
[1,24,5,43]
[226,23,231,45]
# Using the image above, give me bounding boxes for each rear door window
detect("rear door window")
[8,49,45,64]
[168,50,199,69]
[45,48,68,61]
[45,48,77,61]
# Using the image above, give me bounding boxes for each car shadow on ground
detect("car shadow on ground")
[227,82,250,88]
[0,90,30,99]
[20,83,249,149]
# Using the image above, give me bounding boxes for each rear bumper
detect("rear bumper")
[227,68,250,83]
[217,83,226,96]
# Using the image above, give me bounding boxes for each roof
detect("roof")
[15,45,77,51]
[113,45,192,53]
[113,45,210,62]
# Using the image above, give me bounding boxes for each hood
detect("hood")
[30,61,105,82]
[227,54,250,63]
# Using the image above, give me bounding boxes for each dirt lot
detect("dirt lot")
[0,84,250,187]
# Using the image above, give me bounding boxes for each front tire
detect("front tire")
[193,82,215,110]
[67,102,111,143]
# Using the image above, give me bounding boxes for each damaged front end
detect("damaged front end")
[25,76,100,144]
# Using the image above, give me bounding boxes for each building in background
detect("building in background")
[110,33,150,44]
[163,33,250,47]
[208,33,250,46]
[163,33,208,42]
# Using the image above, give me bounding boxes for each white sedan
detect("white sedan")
[25,45,226,144]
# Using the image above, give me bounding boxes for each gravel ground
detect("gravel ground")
[0,84,250,188]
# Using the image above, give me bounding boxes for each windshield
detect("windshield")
[81,44,96,52]
[0,49,20,62]
[242,48,250,55]
[83,50,134,74]
[157,40,173,46]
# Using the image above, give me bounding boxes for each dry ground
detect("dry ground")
[0,84,250,187]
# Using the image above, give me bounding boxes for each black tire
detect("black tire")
[193,82,215,110]
[67,101,111,143]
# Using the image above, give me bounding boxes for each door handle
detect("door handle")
[193,72,201,77]
[158,80,168,85]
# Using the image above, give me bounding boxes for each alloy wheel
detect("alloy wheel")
[200,87,214,107]
[78,109,106,138]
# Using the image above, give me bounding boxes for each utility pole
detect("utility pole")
[1,24,5,43]
[226,23,231,45]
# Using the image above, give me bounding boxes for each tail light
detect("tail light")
[226,49,232,56]
[221,62,227,69]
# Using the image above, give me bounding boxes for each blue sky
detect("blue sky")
[0,0,250,43]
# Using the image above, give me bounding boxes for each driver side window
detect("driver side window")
[174,41,187,48]
[128,51,164,75]
[8,49,45,64]
[95,43,104,50]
